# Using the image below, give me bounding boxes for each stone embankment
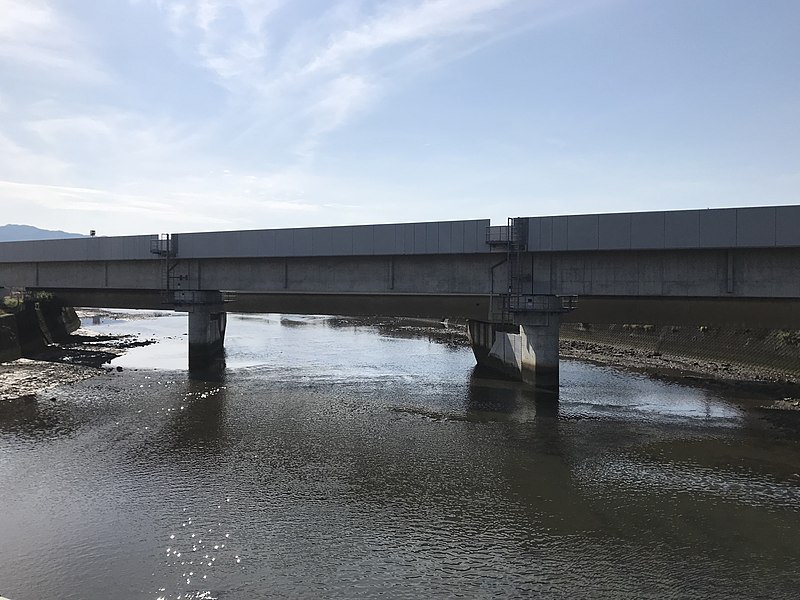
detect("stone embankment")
[0,299,81,362]
[559,323,800,385]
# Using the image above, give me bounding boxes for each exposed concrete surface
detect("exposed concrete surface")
[188,306,226,370]
[467,318,560,391]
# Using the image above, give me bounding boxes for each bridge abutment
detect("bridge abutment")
[467,311,561,392]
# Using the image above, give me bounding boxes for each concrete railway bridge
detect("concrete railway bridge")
[1,205,799,392]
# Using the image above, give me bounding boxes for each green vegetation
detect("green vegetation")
[622,323,656,332]
[0,290,58,314]
[2,295,21,312]
[30,291,55,302]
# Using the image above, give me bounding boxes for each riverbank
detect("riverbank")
[1,312,799,412]
[0,309,157,402]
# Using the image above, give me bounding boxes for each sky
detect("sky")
[1,0,799,236]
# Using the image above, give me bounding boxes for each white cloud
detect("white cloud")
[0,132,70,181]
[143,0,554,157]
[301,0,515,75]
[0,0,626,234]
[0,0,108,82]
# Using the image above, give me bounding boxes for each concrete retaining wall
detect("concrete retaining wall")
[0,303,81,363]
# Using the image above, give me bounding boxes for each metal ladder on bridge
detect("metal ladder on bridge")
[149,234,237,306]
[502,217,527,323]
[150,234,183,304]
[486,218,578,322]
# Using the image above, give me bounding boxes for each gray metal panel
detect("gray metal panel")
[9,239,49,262]
[776,206,800,246]
[330,227,353,255]
[215,231,233,256]
[292,228,313,256]
[476,219,490,253]
[552,217,569,251]
[664,211,700,248]
[373,224,396,254]
[86,237,109,261]
[0,234,158,262]
[218,232,240,257]
[116,235,149,260]
[538,217,553,251]
[174,232,196,256]
[311,228,334,255]
[425,223,439,253]
[30,240,55,261]
[399,223,414,254]
[413,222,427,253]
[188,232,224,257]
[96,237,115,259]
[174,232,193,256]
[567,215,599,250]
[463,220,479,253]
[53,239,85,261]
[438,222,452,253]
[111,237,129,260]
[275,229,293,256]
[699,208,737,248]
[352,225,375,255]
[259,230,277,256]
[118,236,135,259]
[598,213,631,250]
[230,231,250,256]
[736,207,776,247]
[449,222,465,253]
[526,217,542,251]
[631,212,665,249]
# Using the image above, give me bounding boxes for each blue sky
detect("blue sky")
[1,0,798,235]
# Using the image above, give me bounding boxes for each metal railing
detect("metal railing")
[486,225,512,244]
[150,234,175,257]
[489,293,579,323]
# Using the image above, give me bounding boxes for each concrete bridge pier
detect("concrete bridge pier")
[179,291,227,371]
[467,297,564,393]
[188,306,227,370]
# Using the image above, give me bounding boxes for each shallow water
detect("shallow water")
[1,312,799,599]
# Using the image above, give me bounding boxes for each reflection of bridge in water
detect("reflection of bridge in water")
[1,205,799,392]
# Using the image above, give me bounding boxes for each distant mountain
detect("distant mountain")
[0,224,85,242]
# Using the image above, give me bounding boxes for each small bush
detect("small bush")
[2,296,20,310]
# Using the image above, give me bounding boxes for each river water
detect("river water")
[1,312,799,599]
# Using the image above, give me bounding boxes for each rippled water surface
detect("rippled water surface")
[2,313,800,599]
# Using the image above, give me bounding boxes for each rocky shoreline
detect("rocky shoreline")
[0,309,157,402]
[559,338,800,411]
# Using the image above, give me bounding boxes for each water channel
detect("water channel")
[1,312,799,599]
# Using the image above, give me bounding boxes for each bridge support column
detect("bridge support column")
[467,311,561,392]
[188,305,227,371]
